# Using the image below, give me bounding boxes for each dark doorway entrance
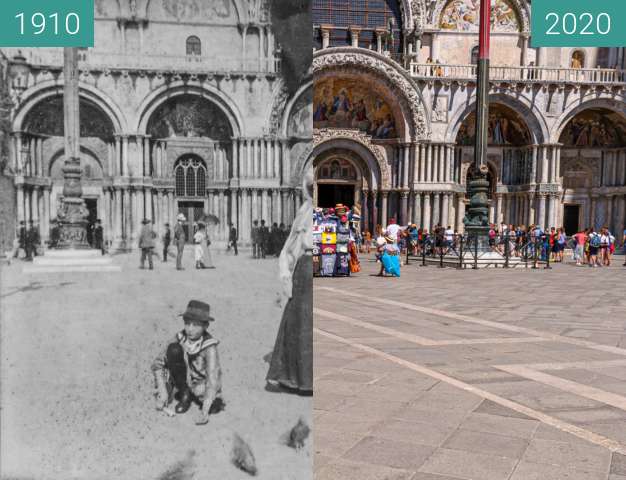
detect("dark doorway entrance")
[563,205,580,235]
[178,200,205,242]
[317,184,355,209]
[84,198,98,247]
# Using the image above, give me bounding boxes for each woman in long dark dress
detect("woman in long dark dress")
[266,170,313,394]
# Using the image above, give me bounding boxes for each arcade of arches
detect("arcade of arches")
[9,92,307,249]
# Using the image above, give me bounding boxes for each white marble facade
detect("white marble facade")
[2,0,311,249]
[311,0,626,236]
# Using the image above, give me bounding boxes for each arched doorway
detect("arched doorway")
[174,155,208,241]
[22,94,115,246]
[315,156,360,208]
[559,107,626,231]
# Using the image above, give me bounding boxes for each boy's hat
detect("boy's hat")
[180,300,214,324]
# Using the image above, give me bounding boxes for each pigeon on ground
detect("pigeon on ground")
[157,449,196,480]
[231,433,257,476]
[286,418,310,451]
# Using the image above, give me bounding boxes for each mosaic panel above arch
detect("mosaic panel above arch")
[314,77,399,139]
[439,0,520,32]
[456,104,531,146]
[146,94,233,141]
[559,109,626,148]
[288,87,313,138]
[23,96,115,142]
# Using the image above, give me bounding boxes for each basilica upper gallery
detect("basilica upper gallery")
[311,0,626,237]
[0,0,311,252]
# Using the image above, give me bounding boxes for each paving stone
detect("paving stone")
[611,453,626,475]
[418,448,518,480]
[458,412,539,439]
[368,419,456,447]
[442,429,529,459]
[509,461,608,480]
[315,459,415,480]
[343,436,435,470]
[522,438,612,473]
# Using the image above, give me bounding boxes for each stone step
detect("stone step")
[44,249,103,258]
[32,257,114,266]
[23,265,122,274]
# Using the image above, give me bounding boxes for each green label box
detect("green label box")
[532,0,626,47]
[0,0,94,47]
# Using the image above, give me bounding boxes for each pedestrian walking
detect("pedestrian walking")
[94,219,105,255]
[14,221,26,259]
[174,214,186,270]
[227,223,238,255]
[25,220,40,261]
[251,220,260,259]
[259,220,269,259]
[139,219,156,270]
[162,223,171,262]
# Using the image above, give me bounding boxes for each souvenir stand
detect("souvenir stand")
[313,204,360,277]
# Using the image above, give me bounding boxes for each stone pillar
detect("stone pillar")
[418,144,425,182]
[31,186,40,225]
[321,26,331,49]
[615,195,625,242]
[371,191,379,231]
[145,188,153,222]
[432,192,441,226]
[521,33,529,66]
[438,145,445,183]
[42,187,51,242]
[413,192,421,227]
[402,145,410,188]
[362,190,369,231]
[400,191,409,226]
[441,193,450,227]
[531,145,538,183]
[251,189,259,224]
[121,136,129,177]
[426,144,433,182]
[349,26,361,48]
[456,195,465,232]
[423,192,432,231]
[537,194,546,229]
[143,136,150,177]
[218,190,226,240]
[273,139,281,180]
[16,184,25,224]
[280,190,288,225]
[540,145,549,184]
[381,191,389,227]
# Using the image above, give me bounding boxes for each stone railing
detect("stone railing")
[410,63,626,85]
[19,49,281,74]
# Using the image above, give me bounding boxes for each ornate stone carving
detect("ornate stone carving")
[313,48,429,141]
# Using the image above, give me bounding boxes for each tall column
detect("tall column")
[218,190,226,240]
[456,195,466,232]
[280,190,288,225]
[402,145,410,188]
[531,145,538,183]
[42,187,51,242]
[521,33,529,66]
[362,190,369,232]
[615,195,625,242]
[432,193,441,226]
[381,191,389,227]
[122,136,130,177]
[142,136,150,177]
[31,186,40,225]
[607,195,614,233]
[371,191,379,231]
[251,189,259,223]
[413,192,421,227]
[400,191,409,226]
[16,184,25,224]
[115,135,122,176]
[438,145,445,183]
[273,139,281,180]
[423,193,432,231]
[231,139,239,180]
[540,145,549,183]
[418,144,425,182]
[537,194,546,229]
[426,144,433,182]
[441,193,450,227]
[145,188,153,222]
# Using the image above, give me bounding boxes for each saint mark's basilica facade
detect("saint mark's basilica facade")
[0,0,311,251]
[311,0,626,237]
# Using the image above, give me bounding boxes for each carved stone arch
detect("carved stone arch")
[314,149,367,188]
[430,0,530,33]
[552,97,626,144]
[135,83,243,137]
[295,128,392,190]
[13,81,127,134]
[407,0,427,34]
[49,145,105,179]
[445,92,548,145]
[281,81,313,139]
[313,47,430,142]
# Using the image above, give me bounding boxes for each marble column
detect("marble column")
[16,184,25,224]
[441,193,450,227]
[42,187,51,242]
[456,195,465,232]
[438,146,445,183]
[121,136,129,177]
[371,191,379,230]
[362,190,369,232]
[400,191,409,226]
[381,191,389,227]
[426,144,433,182]
[403,145,410,188]
[413,192,421,227]
[495,194,503,225]
[32,186,40,225]
[527,194,535,226]
[423,193,432,231]
[432,193,440,226]
[537,194,546,229]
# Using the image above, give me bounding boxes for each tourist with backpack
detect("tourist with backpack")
[588,229,601,267]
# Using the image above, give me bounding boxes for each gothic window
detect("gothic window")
[174,157,207,197]
[470,46,479,65]
[186,36,201,55]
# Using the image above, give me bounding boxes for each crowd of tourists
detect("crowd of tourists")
[358,221,626,268]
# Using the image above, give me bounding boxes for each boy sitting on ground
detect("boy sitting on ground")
[152,300,223,425]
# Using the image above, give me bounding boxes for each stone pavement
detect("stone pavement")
[1,248,311,480]
[314,255,626,480]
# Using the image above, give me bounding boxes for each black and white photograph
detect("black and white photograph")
[0,0,312,478]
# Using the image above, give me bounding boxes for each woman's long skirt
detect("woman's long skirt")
[266,254,313,393]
